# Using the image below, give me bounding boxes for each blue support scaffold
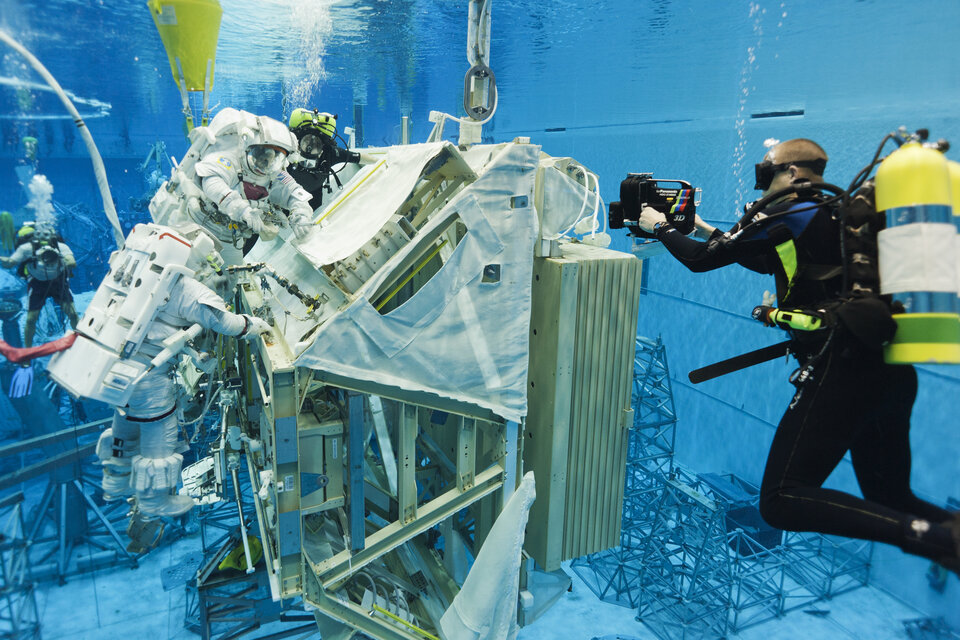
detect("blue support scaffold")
[571,336,873,640]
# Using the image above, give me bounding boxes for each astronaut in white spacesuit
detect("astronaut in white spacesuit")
[150,108,314,264]
[97,280,269,517]
[48,223,271,518]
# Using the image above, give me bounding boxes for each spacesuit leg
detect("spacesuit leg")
[97,413,140,501]
[126,370,195,518]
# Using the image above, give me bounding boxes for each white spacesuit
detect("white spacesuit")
[150,108,314,264]
[48,223,271,517]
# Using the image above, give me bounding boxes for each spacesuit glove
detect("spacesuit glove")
[241,315,272,340]
[288,210,312,239]
[240,209,264,234]
[219,193,248,221]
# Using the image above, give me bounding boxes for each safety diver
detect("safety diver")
[637,138,960,574]
[149,108,314,263]
[89,225,271,518]
[287,108,361,210]
[0,223,79,348]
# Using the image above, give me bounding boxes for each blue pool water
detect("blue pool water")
[1,0,958,636]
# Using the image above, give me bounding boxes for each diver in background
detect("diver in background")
[0,223,79,347]
[637,138,960,574]
[287,108,361,210]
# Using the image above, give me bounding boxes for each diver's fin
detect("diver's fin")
[689,340,792,384]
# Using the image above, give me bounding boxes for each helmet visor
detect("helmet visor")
[298,132,325,159]
[246,145,288,176]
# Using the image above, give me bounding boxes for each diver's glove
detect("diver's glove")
[8,363,33,398]
[240,315,272,340]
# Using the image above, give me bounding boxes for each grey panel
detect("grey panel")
[276,415,298,464]
[278,510,301,557]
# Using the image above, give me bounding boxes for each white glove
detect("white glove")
[288,208,312,240]
[638,206,667,233]
[240,209,263,234]
[241,315,272,340]
[219,193,247,221]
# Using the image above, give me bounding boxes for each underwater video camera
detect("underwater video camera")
[608,173,699,238]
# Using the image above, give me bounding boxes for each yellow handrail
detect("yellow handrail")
[374,239,448,312]
[371,604,439,640]
[315,158,387,225]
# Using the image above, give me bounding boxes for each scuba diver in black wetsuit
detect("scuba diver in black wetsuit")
[287,108,362,211]
[637,138,960,574]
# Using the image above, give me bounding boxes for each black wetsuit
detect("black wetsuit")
[655,197,955,562]
[288,143,360,210]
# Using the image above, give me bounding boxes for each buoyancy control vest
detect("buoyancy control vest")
[752,182,898,350]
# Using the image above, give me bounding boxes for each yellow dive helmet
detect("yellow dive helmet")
[289,109,338,160]
[289,108,337,139]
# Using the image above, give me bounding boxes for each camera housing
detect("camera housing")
[608,173,698,239]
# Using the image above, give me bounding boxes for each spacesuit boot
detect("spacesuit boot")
[96,414,140,501]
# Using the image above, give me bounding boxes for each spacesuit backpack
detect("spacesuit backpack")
[149,107,256,227]
[47,223,203,406]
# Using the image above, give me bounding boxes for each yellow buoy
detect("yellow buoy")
[147,0,222,130]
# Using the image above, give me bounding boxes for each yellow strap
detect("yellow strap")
[374,239,448,312]
[371,604,439,640]
[315,159,387,225]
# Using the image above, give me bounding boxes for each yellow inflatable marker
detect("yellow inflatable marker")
[147,0,222,131]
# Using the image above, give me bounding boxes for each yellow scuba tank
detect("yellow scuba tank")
[147,0,222,131]
[949,160,960,318]
[875,141,960,364]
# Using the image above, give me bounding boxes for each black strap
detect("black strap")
[125,405,177,423]
[688,340,792,384]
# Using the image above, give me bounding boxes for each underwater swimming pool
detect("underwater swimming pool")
[0,0,958,637]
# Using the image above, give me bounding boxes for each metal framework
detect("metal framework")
[180,463,319,640]
[0,492,41,640]
[572,336,678,608]
[572,336,873,640]
[0,418,141,583]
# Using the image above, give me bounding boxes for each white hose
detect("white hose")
[550,167,604,241]
[0,29,125,248]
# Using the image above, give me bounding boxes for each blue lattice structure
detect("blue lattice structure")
[571,336,873,640]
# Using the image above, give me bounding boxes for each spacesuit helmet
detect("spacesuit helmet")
[245,145,288,177]
[242,116,297,177]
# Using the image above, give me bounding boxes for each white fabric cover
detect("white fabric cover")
[293,142,472,266]
[295,143,540,422]
[878,223,958,294]
[439,472,536,640]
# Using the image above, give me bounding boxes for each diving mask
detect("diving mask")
[754,158,826,191]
